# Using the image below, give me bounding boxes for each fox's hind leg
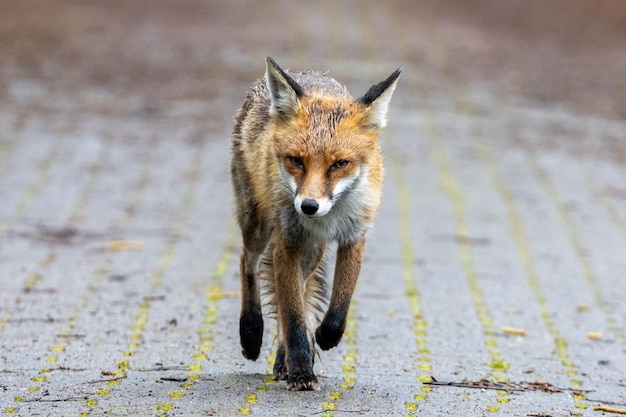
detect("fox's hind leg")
[239,245,265,360]
[233,160,270,360]
[261,249,288,380]
[272,338,288,380]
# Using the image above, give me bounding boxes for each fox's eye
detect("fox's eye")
[331,160,349,171]
[287,156,304,169]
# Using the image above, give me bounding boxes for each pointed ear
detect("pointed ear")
[266,57,305,122]
[358,69,401,129]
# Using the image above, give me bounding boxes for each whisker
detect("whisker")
[277,182,296,198]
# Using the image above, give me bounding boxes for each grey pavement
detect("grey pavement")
[1,1,625,416]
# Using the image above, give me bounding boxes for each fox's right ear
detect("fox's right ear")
[358,68,401,130]
[266,57,304,122]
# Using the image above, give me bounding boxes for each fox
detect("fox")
[230,57,399,391]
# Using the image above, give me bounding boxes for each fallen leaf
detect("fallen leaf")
[106,240,144,252]
[593,405,626,415]
[503,326,527,336]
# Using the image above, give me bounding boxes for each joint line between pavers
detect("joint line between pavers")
[318,301,360,417]
[388,132,434,417]
[0,109,29,171]
[236,323,279,417]
[0,114,76,249]
[575,159,626,355]
[160,222,237,415]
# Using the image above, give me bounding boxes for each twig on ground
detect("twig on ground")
[425,377,594,394]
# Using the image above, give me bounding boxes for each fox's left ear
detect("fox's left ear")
[358,69,401,129]
[266,57,305,122]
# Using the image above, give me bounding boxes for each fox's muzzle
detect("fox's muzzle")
[294,196,333,218]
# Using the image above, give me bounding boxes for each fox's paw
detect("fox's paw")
[315,321,344,351]
[239,310,263,360]
[286,373,320,391]
[272,344,288,380]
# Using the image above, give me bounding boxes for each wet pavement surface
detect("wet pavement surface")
[1,1,625,416]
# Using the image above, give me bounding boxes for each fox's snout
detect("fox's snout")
[294,196,333,218]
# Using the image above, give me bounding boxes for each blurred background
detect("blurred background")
[2,0,625,128]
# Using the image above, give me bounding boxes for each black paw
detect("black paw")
[272,344,288,380]
[315,321,344,351]
[239,310,263,360]
[286,373,320,391]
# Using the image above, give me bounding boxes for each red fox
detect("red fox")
[231,57,399,391]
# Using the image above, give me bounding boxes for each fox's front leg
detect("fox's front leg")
[273,240,319,391]
[239,246,264,360]
[273,244,325,382]
[316,237,366,351]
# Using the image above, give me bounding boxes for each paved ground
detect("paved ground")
[1,1,625,416]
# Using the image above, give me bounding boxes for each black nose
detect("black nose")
[300,199,319,215]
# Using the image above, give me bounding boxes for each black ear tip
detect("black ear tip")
[357,67,402,105]
[265,57,305,100]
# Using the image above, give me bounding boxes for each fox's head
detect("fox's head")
[266,57,400,220]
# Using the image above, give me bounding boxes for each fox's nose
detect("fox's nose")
[300,199,319,215]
